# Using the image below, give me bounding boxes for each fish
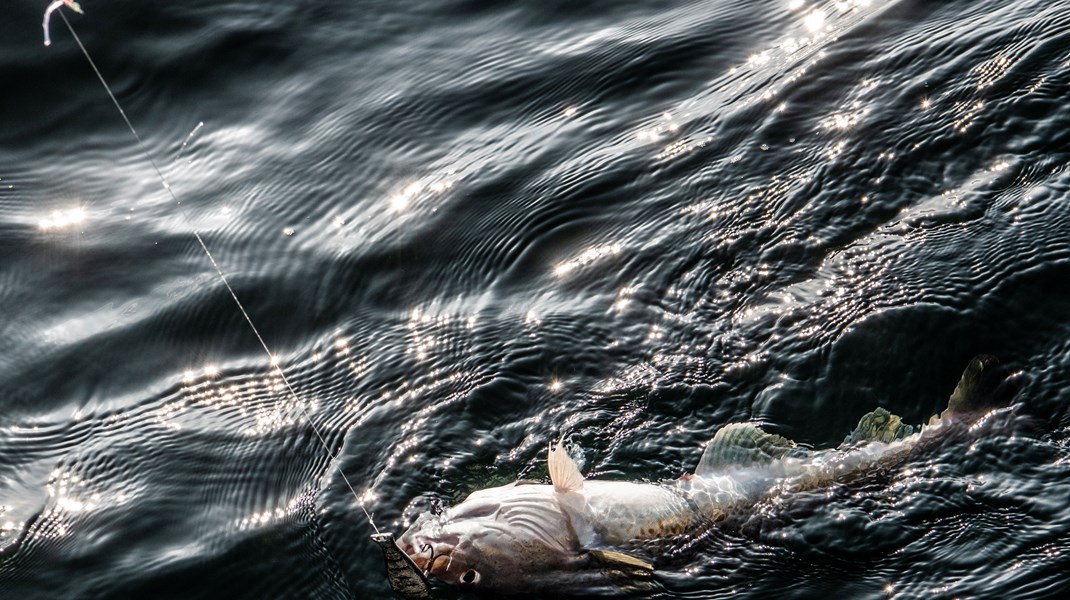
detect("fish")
[394,354,1013,596]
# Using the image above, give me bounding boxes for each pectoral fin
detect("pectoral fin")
[586,549,654,571]
[548,439,585,492]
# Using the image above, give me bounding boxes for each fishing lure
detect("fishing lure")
[371,533,431,600]
[43,0,84,46]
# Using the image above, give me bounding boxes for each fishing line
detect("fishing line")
[56,10,381,535]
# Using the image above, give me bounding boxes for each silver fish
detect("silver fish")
[396,355,1010,595]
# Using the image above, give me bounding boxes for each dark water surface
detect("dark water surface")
[2,0,1070,598]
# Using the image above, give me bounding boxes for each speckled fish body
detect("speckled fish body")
[395,355,1009,596]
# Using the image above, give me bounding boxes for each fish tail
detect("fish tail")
[945,354,1011,416]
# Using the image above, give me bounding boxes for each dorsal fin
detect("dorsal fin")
[844,407,915,444]
[548,439,585,492]
[696,423,796,475]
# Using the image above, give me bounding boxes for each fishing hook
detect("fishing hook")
[420,542,454,575]
[419,543,437,577]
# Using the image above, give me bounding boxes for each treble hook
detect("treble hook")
[419,543,437,576]
[419,542,455,576]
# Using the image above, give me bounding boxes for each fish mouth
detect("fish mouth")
[395,534,426,570]
[397,533,449,575]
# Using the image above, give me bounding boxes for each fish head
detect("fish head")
[397,484,610,593]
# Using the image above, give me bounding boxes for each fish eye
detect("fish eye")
[460,569,481,586]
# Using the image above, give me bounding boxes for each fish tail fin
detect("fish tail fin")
[847,356,1013,442]
[944,354,1012,416]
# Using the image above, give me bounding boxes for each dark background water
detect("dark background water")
[2,0,1070,598]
